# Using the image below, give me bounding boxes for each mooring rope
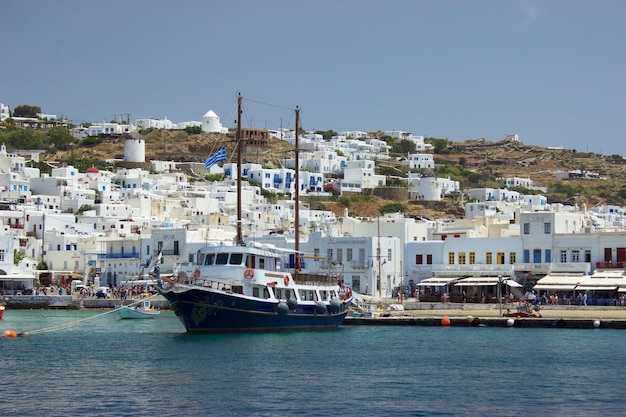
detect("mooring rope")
[22,294,161,335]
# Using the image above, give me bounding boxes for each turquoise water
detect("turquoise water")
[1,310,624,416]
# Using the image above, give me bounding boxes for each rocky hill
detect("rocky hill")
[49,132,626,220]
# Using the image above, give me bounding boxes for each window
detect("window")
[337,249,343,263]
[523,250,529,263]
[230,253,243,265]
[426,254,433,265]
[387,248,392,262]
[509,252,516,264]
[469,252,476,265]
[416,254,423,264]
[572,250,580,263]
[585,250,591,263]
[448,252,455,264]
[560,250,567,263]
[347,248,353,262]
[0,249,4,262]
[523,223,530,234]
[458,252,466,265]
[544,222,551,234]
[216,253,228,265]
[497,252,505,265]
[204,254,215,265]
[486,252,493,265]
[327,249,333,261]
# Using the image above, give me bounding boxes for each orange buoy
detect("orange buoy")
[3,329,17,338]
[441,316,451,327]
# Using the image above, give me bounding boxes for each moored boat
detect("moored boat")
[156,95,352,333]
[116,300,160,319]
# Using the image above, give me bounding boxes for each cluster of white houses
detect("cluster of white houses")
[1,106,625,302]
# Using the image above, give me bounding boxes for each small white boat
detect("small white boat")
[117,300,160,319]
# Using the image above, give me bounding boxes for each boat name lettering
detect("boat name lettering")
[337,239,366,245]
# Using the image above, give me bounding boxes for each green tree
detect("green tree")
[379,203,406,214]
[184,126,202,135]
[13,104,41,118]
[426,137,450,154]
[391,139,416,155]
[315,129,338,140]
[47,126,73,150]
[13,249,25,266]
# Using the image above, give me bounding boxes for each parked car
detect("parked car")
[95,287,111,299]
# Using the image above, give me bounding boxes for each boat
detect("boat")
[116,300,160,319]
[0,302,5,319]
[156,95,353,333]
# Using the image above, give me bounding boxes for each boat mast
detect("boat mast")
[236,93,244,246]
[294,106,300,276]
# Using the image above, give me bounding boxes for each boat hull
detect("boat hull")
[161,288,350,333]
[116,305,160,319]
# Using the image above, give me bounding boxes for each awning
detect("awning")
[575,286,617,291]
[417,277,458,287]
[533,284,577,291]
[619,287,626,293]
[589,270,626,279]
[534,273,587,287]
[455,277,522,287]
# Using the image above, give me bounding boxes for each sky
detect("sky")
[1,0,625,156]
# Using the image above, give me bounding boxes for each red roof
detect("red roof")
[86,167,99,173]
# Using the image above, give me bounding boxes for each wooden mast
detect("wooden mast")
[236,93,244,246]
[294,106,300,277]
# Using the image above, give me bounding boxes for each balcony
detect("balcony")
[596,261,625,270]
[96,252,140,259]
[351,260,370,269]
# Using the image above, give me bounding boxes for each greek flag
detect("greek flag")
[204,147,227,169]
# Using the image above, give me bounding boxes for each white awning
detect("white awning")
[533,284,577,291]
[417,277,458,287]
[618,287,626,293]
[455,277,522,287]
[534,273,587,287]
[575,286,617,291]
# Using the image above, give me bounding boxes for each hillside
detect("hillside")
[48,132,626,219]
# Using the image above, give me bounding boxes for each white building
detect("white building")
[340,159,386,193]
[201,110,228,133]
[0,103,10,120]
[407,173,459,201]
[403,153,435,169]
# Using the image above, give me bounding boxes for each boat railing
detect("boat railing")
[167,275,233,292]
[295,272,338,286]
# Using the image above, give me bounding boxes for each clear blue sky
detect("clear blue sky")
[1,0,624,155]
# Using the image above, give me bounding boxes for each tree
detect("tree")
[13,249,25,266]
[47,126,73,150]
[184,126,202,135]
[315,129,338,140]
[13,104,41,118]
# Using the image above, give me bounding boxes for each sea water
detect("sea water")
[1,309,624,417]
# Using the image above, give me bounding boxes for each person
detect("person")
[583,293,588,306]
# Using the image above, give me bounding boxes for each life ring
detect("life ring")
[283,275,290,285]
[194,268,201,279]
[244,268,254,279]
